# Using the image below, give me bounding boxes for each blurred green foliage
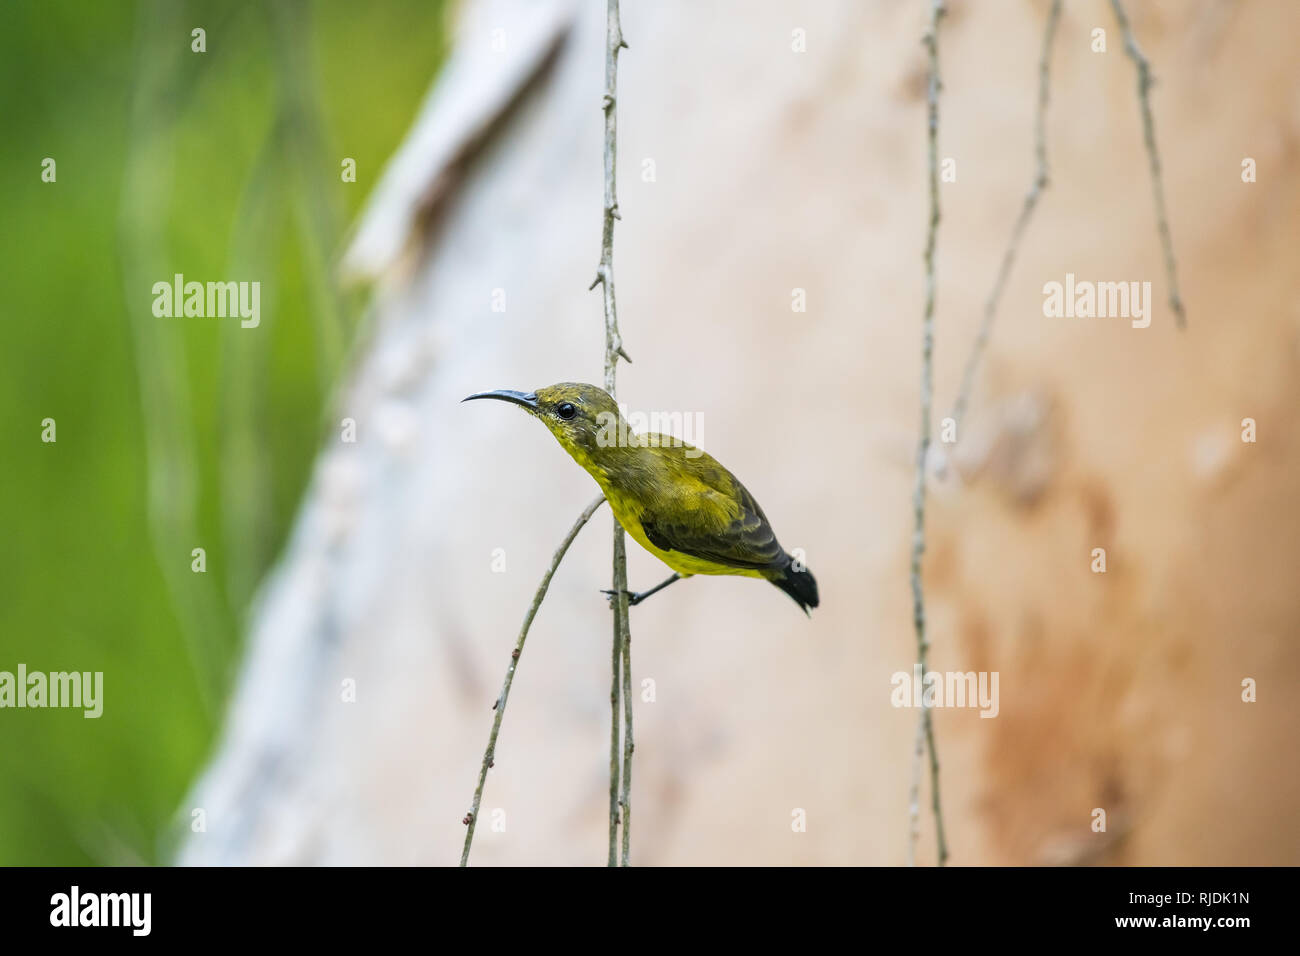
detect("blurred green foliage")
[0,0,447,864]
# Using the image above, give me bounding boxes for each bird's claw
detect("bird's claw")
[600,588,640,608]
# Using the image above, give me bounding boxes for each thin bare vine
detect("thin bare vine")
[908,0,950,868]
[1109,0,1186,329]
[459,496,606,866]
[950,0,1183,436]
[460,0,634,871]
[948,0,1062,434]
[921,0,1185,868]
[587,0,634,867]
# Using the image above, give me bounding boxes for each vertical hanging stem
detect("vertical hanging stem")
[590,0,632,867]
[1109,0,1186,328]
[907,0,950,868]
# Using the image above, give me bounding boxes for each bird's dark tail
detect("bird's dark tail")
[770,556,819,616]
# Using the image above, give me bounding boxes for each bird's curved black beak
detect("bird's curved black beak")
[462,389,539,411]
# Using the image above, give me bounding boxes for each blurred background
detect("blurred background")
[0,0,450,864]
[1,0,1297,866]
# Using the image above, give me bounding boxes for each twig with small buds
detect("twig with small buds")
[907,0,950,869]
[588,0,634,867]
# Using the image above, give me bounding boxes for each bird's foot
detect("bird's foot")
[600,588,642,608]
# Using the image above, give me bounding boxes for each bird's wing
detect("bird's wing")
[639,471,786,572]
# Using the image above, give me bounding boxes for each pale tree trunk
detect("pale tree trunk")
[179,0,1300,865]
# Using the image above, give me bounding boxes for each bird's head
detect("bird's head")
[463,382,628,467]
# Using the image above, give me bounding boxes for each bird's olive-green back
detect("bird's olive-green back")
[528,383,787,573]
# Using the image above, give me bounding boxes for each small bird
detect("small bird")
[464,383,818,614]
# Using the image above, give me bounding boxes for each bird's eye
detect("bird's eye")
[556,402,577,420]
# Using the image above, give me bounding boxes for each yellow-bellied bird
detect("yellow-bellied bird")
[465,383,818,614]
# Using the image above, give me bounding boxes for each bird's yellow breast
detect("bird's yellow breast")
[583,442,768,579]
